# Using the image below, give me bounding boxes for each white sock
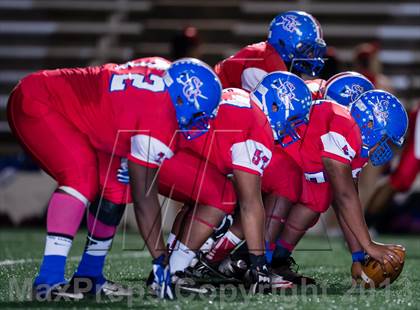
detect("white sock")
[225,230,242,245]
[44,235,72,256]
[169,241,196,274]
[167,233,177,251]
[85,235,113,256]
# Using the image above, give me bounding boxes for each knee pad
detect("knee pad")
[89,198,126,227]
[58,186,90,206]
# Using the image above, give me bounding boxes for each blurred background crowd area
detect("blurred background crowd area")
[0,0,419,234]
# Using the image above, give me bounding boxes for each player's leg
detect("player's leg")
[205,153,301,268]
[264,194,293,262]
[158,151,236,276]
[8,81,98,298]
[168,204,192,251]
[73,153,131,295]
[204,213,243,265]
[271,180,330,284]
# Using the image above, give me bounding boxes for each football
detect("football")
[361,248,406,288]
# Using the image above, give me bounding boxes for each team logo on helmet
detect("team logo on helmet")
[176,73,208,108]
[276,15,302,33]
[271,79,296,117]
[371,98,390,125]
[341,84,365,102]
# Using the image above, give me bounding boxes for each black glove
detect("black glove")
[244,254,271,294]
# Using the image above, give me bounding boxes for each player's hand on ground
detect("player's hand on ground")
[245,254,271,294]
[351,262,363,286]
[365,241,403,268]
[151,255,174,300]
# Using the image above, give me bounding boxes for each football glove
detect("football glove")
[117,158,129,184]
[244,254,271,294]
[151,255,174,300]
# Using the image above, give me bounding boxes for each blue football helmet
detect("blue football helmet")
[164,58,222,140]
[324,71,374,107]
[350,90,408,166]
[268,11,326,76]
[251,71,312,147]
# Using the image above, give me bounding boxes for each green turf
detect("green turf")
[0,229,419,309]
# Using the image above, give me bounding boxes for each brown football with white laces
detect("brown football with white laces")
[361,247,405,288]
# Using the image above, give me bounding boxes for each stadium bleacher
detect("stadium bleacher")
[1,0,419,154]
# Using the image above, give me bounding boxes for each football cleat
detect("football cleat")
[59,276,133,299]
[270,273,295,289]
[218,256,248,280]
[271,256,316,285]
[172,271,210,294]
[96,280,133,297]
[32,282,84,301]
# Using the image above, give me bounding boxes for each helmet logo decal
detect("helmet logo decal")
[341,84,364,101]
[271,79,296,118]
[276,15,302,33]
[371,98,389,125]
[176,73,208,109]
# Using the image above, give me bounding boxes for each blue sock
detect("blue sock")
[74,235,113,287]
[265,241,276,264]
[273,240,292,260]
[34,235,73,288]
[34,255,67,287]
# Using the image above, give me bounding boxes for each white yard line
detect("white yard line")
[0,251,150,267]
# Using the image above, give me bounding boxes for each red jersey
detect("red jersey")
[23,57,178,168]
[262,145,302,203]
[290,100,367,182]
[214,42,287,92]
[179,88,274,176]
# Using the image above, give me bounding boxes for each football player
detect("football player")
[215,10,326,92]
[7,57,222,300]
[110,86,274,294]
[162,87,274,294]
[203,72,408,285]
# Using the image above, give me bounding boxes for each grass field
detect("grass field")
[0,228,419,310]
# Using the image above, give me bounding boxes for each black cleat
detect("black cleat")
[271,256,316,285]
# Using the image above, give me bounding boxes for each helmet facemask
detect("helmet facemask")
[369,136,393,166]
[173,93,215,140]
[276,115,308,147]
[291,39,326,76]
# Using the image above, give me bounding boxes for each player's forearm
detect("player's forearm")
[133,195,166,259]
[333,202,363,253]
[128,162,166,259]
[335,193,372,250]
